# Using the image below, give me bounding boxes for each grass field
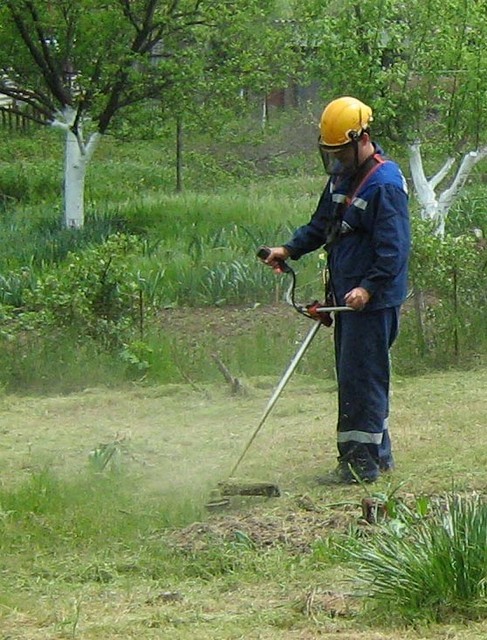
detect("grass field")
[1,355,486,639]
[1,124,487,639]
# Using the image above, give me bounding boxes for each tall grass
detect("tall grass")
[0,468,204,557]
[141,315,337,386]
[0,332,132,394]
[349,494,487,623]
[0,126,486,393]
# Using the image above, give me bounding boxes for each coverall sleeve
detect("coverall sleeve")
[359,184,410,296]
[283,187,331,259]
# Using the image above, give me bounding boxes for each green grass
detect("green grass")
[0,369,486,638]
[350,493,487,623]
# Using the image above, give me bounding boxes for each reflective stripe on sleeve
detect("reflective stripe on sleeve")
[351,196,367,210]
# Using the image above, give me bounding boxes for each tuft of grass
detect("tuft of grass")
[0,468,204,553]
[349,493,487,623]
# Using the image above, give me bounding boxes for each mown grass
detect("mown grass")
[0,368,486,638]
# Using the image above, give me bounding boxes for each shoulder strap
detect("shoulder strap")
[346,153,385,205]
[324,154,386,248]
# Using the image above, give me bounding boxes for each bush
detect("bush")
[403,216,487,370]
[15,233,148,346]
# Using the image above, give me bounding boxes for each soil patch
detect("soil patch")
[157,303,301,339]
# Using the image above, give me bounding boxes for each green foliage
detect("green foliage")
[0,214,133,274]
[1,0,302,225]
[0,233,162,391]
[15,234,147,346]
[0,193,484,391]
[0,117,486,392]
[0,0,301,145]
[0,156,61,205]
[0,135,51,205]
[296,0,487,151]
[446,187,487,238]
[349,493,487,623]
[404,216,487,366]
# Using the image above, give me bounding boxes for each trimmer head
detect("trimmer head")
[205,496,231,511]
[204,480,281,511]
[218,480,281,498]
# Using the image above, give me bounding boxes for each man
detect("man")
[262,96,410,484]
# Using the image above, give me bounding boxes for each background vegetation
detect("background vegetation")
[0,116,485,394]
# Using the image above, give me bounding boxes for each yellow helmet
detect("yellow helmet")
[319,96,373,150]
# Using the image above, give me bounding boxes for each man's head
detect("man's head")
[318,96,375,173]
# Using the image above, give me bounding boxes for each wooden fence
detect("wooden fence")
[0,96,48,131]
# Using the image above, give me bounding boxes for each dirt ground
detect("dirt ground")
[157,302,307,339]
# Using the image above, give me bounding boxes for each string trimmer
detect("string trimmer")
[205,246,352,510]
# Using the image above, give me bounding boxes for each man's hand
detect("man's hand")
[344,287,370,310]
[260,246,290,272]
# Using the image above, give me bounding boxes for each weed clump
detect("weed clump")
[349,492,487,623]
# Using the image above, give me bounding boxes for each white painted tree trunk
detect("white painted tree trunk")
[409,141,487,237]
[53,107,101,228]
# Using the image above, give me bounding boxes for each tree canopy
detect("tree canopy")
[0,0,298,225]
[296,0,487,151]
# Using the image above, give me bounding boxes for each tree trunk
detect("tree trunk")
[64,128,88,228]
[176,116,183,193]
[58,107,101,228]
[409,141,487,237]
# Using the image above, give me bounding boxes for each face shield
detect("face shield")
[318,136,360,178]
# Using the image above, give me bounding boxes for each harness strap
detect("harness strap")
[325,154,386,249]
[345,153,385,206]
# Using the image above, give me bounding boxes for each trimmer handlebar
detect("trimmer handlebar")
[256,245,293,274]
[256,245,354,323]
[315,306,352,313]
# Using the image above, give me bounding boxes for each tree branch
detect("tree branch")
[70,100,85,152]
[437,147,487,216]
[0,83,56,119]
[98,1,165,131]
[409,140,487,237]
[26,1,58,77]
[118,0,142,33]
[429,157,456,190]
[409,141,442,226]
[7,1,71,107]
[97,69,130,133]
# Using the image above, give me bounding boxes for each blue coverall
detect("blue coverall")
[283,147,410,481]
